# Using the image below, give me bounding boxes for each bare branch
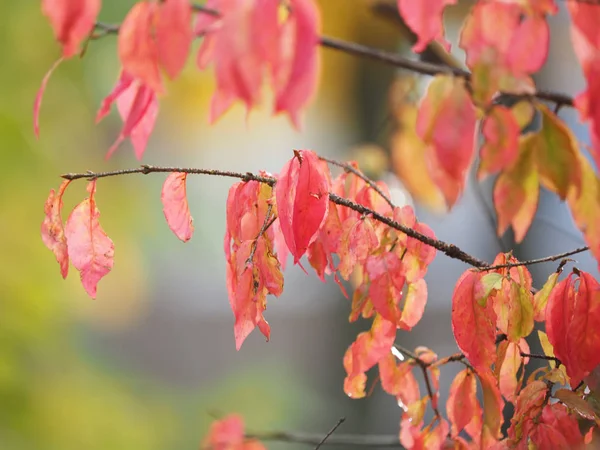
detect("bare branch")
[481,246,590,271]
[245,430,404,448]
[315,417,346,449]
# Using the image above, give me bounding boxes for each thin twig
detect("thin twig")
[320,156,395,209]
[481,246,589,271]
[315,417,346,450]
[92,3,576,110]
[245,431,403,447]
[520,352,561,365]
[246,204,276,266]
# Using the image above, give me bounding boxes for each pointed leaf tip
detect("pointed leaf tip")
[64,180,114,298]
[162,172,194,242]
[34,58,63,139]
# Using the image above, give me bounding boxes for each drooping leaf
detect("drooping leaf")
[273,0,321,128]
[118,2,163,94]
[41,179,72,278]
[451,270,497,374]
[343,314,396,398]
[478,106,520,180]
[447,369,481,437]
[479,371,505,442]
[553,389,598,421]
[396,0,456,53]
[535,103,582,199]
[493,133,539,242]
[203,414,266,450]
[64,180,115,299]
[156,0,193,79]
[498,339,530,404]
[399,279,427,330]
[275,150,330,264]
[530,403,585,449]
[42,0,101,57]
[161,172,194,242]
[508,379,548,446]
[546,270,600,387]
[379,351,420,408]
[97,71,159,159]
[33,58,63,138]
[533,271,560,321]
[416,75,477,207]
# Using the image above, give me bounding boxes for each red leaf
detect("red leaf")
[399,279,427,330]
[498,339,530,404]
[161,172,194,242]
[379,351,420,407]
[447,369,481,437]
[98,72,159,160]
[478,106,520,180]
[416,75,477,207]
[396,0,456,53]
[275,150,330,264]
[203,414,266,450]
[42,0,101,58]
[118,2,163,94]
[451,270,497,374]
[343,314,396,398]
[479,371,506,442]
[33,58,63,139]
[273,0,320,128]
[156,0,193,79]
[546,270,600,387]
[41,179,71,278]
[530,404,584,449]
[64,180,114,298]
[508,380,549,446]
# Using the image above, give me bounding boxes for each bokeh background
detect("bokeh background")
[1,1,597,449]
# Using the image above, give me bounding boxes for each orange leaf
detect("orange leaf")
[451,270,497,374]
[396,0,456,53]
[508,379,548,445]
[546,270,600,388]
[118,2,163,94]
[275,150,330,264]
[161,172,194,242]
[478,106,520,180]
[41,179,71,278]
[493,134,539,243]
[156,0,193,79]
[378,352,419,407]
[533,271,560,322]
[447,369,481,437]
[530,403,584,449]
[203,414,266,450]
[498,340,530,404]
[416,75,477,207]
[42,0,100,58]
[343,314,396,398]
[64,180,114,298]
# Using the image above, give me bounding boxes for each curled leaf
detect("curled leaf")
[41,179,72,278]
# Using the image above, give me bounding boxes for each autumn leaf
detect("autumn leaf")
[273,0,321,128]
[275,150,330,264]
[396,0,456,53]
[41,179,72,278]
[161,172,194,242]
[493,134,539,243]
[379,351,420,408]
[530,403,585,449]
[451,270,497,374]
[343,314,396,398]
[97,71,159,160]
[508,380,548,445]
[533,271,560,321]
[64,180,115,299]
[203,414,266,450]
[497,339,530,404]
[416,75,477,208]
[156,0,193,80]
[553,389,598,421]
[546,270,600,388]
[447,369,481,437]
[478,106,520,180]
[118,2,163,94]
[399,279,427,330]
[480,371,505,442]
[42,0,101,58]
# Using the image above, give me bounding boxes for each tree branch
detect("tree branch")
[93,2,576,110]
[481,246,589,271]
[245,430,404,448]
[315,417,346,449]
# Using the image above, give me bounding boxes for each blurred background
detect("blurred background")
[1,0,597,449]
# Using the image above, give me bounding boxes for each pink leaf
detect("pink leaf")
[42,0,101,58]
[33,58,63,138]
[397,0,456,53]
[156,0,193,79]
[64,180,114,298]
[161,172,194,242]
[275,150,330,264]
[41,179,71,278]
